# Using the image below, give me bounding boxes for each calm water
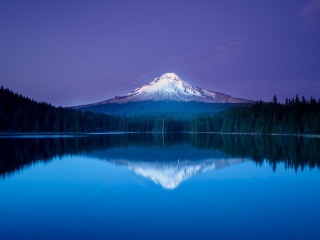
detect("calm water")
[0,134,320,240]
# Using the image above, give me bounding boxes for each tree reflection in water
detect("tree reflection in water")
[1,133,319,178]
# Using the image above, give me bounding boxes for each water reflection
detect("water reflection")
[1,133,320,187]
[1,133,320,240]
[112,158,243,189]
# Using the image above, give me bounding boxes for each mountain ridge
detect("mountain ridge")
[76,73,253,118]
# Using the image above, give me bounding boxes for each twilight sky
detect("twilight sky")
[1,0,320,106]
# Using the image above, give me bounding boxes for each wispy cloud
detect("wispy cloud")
[201,36,248,62]
[135,36,249,83]
[299,0,320,29]
[225,36,248,46]
[215,78,320,89]
[82,64,137,89]
[83,64,115,80]
[132,58,174,84]
[132,50,203,84]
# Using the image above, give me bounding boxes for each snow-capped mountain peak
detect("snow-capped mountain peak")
[133,72,200,97]
[79,72,252,105]
[153,73,186,87]
[158,72,181,81]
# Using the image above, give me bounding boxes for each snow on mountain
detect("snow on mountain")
[112,158,243,190]
[95,73,252,104]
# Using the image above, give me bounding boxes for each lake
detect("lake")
[1,133,320,240]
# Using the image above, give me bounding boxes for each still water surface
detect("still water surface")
[0,134,320,240]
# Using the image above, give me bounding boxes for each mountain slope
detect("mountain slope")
[78,101,243,119]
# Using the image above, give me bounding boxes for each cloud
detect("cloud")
[225,36,248,45]
[82,64,137,89]
[299,0,320,28]
[212,46,244,59]
[133,51,201,83]
[210,36,247,60]
[134,36,249,83]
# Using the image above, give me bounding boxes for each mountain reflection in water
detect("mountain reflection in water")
[1,133,320,189]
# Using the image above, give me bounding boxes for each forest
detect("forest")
[1,86,320,134]
[191,95,320,134]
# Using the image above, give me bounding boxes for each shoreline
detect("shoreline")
[0,131,319,138]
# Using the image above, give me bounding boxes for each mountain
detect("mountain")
[85,73,252,105]
[76,73,252,118]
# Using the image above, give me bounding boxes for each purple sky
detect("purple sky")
[1,0,320,106]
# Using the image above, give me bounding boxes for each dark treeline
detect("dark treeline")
[1,134,320,178]
[191,95,320,134]
[0,86,127,132]
[1,87,320,134]
[0,86,187,132]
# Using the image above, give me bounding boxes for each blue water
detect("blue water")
[0,134,320,240]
